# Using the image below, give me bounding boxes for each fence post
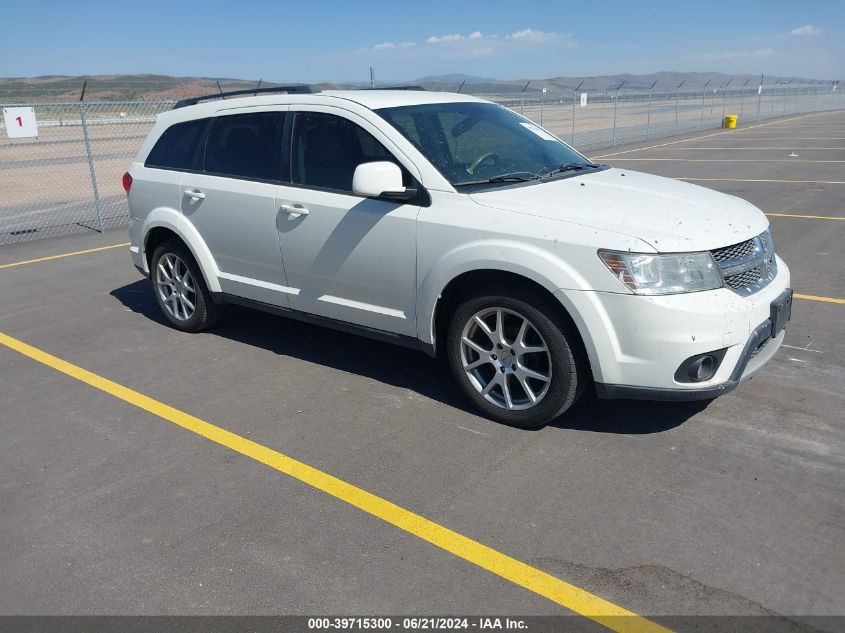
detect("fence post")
[571,81,583,146]
[646,88,652,140]
[79,101,104,232]
[540,88,545,126]
[611,90,619,146]
[756,77,763,122]
[674,87,679,136]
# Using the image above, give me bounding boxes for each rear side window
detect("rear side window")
[145,118,209,170]
[204,112,284,181]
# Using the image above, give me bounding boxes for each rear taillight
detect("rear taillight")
[122,171,133,193]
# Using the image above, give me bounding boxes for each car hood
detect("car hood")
[468,168,768,252]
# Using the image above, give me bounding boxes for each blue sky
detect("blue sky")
[1,0,842,82]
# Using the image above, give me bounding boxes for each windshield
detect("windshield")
[375,101,593,187]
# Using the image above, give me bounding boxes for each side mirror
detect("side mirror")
[352,161,416,201]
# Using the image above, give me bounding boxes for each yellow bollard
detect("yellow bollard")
[723,115,738,129]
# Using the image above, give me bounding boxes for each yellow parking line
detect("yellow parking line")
[0,242,130,269]
[608,158,845,163]
[591,112,832,159]
[637,147,845,150]
[677,177,845,185]
[766,213,845,221]
[707,137,845,140]
[795,294,845,305]
[0,330,671,633]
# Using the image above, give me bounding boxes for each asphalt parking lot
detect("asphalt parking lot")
[1,110,843,632]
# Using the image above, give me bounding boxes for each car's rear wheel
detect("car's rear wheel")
[150,239,222,332]
[446,287,585,428]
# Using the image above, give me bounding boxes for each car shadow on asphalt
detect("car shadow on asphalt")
[111,279,703,435]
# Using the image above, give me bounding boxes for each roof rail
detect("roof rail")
[173,85,316,109]
[361,85,426,91]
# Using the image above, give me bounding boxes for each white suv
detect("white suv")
[125,86,792,428]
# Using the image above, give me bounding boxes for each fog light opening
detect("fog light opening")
[688,355,715,382]
[674,349,727,384]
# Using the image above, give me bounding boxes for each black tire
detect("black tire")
[150,238,223,332]
[446,285,586,429]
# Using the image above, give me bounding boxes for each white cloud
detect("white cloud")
[360,27,574,60]
[790,24,821,36]
[372,41,416,51]
[507,28,562,43]
[427,33,465,43]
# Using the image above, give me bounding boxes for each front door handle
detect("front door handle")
[184,189,205,200]
[280,204,309,217]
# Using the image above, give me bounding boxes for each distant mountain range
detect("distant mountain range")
[0,72,835,102]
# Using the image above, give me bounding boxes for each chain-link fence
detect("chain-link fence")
[1,85,843,245]
[487,83,843,150]
[0,101,173,245]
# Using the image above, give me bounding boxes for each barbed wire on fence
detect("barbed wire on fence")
[1,84,842,246]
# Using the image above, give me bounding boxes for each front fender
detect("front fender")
[417,238,593,345]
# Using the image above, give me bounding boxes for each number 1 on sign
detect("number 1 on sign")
[4,107,39,138]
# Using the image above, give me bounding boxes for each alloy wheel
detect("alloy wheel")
[460,307,552,410]
[156,253,197,322]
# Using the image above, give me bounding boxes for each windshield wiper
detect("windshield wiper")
[489,171,541,183]
[537,162,601,179]
[455,172,540,187]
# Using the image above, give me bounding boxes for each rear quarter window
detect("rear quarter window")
[144,118,210,170]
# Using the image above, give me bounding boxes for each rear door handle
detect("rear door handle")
[280,204,309,217]
[184,189,205,200]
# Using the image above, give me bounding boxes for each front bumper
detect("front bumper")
[595,317,786,400]
[556,256,791,399]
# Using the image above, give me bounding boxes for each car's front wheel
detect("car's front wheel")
[446,287,585,428]
[150,239,222,332]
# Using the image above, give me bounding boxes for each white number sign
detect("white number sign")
[580,92,588,107]
[4,107,38,138]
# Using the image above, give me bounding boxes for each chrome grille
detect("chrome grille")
[711,238,756,264]
[711,230,776,296]
[725,265,763,290]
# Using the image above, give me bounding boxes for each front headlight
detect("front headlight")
[598,250,722,295]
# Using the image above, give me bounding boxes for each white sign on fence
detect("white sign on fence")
[758,85,763,95]
[3,107,38,138]
[580,92,588,107]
